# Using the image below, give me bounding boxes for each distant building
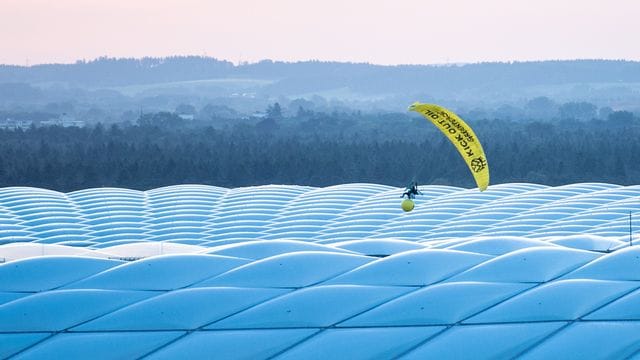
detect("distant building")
[0,118,33,130]
[177,114,195,121]
[250,112,268,119]
[39,119,59,127]
[231,92,256,98]
[39,114,86,128]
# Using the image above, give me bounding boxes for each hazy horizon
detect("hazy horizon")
[5,55,640,68]
[2,0,639,66]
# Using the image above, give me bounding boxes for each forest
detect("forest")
[0,109,637,192]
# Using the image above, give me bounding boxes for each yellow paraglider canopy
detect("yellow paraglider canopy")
[409,102,490,191]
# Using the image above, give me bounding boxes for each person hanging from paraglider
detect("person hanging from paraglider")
[401,181,422,212]
[401,180,422,200]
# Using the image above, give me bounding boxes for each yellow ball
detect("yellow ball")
[401,199,415,212]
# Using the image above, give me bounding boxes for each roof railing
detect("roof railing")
[107,256,145,262]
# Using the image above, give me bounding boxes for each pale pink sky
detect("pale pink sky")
[1,0,638,66]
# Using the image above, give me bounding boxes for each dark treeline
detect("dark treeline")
[0,112,638,192]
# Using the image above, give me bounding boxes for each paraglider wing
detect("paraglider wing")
[409,102,490,191]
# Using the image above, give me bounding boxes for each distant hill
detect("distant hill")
[1,57,640,114]
[2,56,639,91]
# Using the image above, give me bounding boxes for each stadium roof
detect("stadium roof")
[1,183,640,358]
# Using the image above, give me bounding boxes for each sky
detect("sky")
[1,0,639,66]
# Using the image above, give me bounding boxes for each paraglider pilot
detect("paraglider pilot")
[402,181,422,199]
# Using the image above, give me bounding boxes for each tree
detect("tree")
[559,102,597,121]
[256,117,279,133]
[289,98,316,114]
[525,97,558,120]
[598,106,613,120]
[266,103,282,119]
[137,112,185,128]
[199,104,237,120]
[607,110,635,126]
